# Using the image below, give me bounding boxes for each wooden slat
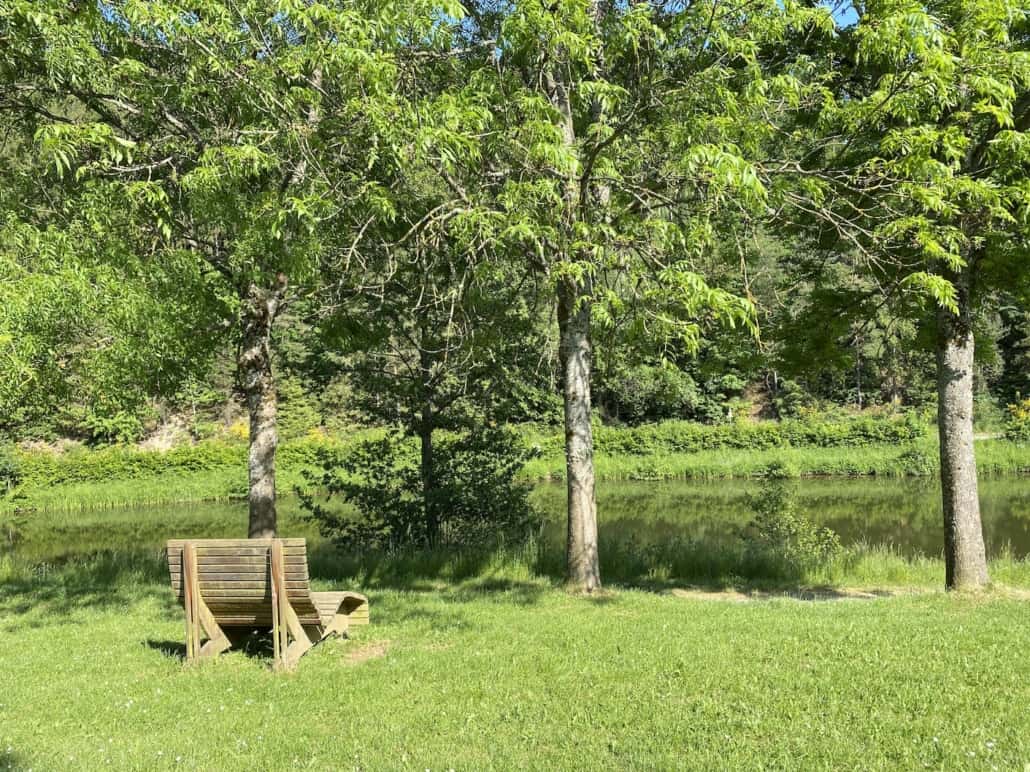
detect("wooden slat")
[167,538,306,548]
[170,578,307,587]
[171,578,309,587]
[202,595,319,606]
[214,617,321,626]
[169,559,273,569]
[167,552,306,562]
[171,588,316,598]
[206,608,319,620]
[169,570,307,581]
[169,565,308,574]
[171,581,310,590]
[167,547,307,558]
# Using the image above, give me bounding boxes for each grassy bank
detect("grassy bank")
[4,446,1028,514]
[525,435,1028,481]
[2,550,1029,770]
[4,428,1028,515]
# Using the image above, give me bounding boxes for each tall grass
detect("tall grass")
[4,535,1028,593]
[524,437,1028,482]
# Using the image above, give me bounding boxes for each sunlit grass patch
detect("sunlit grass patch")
[1,564,1029,770]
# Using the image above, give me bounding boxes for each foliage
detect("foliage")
[1005,398,1030,444]
[300,427,540,551]
[275,373,323,441]
[588,413,928,456]
[0,220,221,438]
[13,441,248,488]
[79,410,148,447]
[895,446,937,476]
[743,472,844,578]
[597,364,711,424]
[0,443,21,498]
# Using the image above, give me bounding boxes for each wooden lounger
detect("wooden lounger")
[166,538,368,669]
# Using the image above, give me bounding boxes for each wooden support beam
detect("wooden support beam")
[197,597,232,658]
[182,543,201,661]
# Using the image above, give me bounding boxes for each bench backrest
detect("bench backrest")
[166,538,321,626]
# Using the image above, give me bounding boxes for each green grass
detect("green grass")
[2,552,1029,770]
[524,436,1029,481]
[3,481,1029,769]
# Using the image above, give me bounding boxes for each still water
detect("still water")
[4,477,1028,565]
[533,477,1030,559]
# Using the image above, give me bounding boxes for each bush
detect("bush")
[1004,398,1030,444]
[896,446,936,476]
[14,441,247,487]
[742,473,843,578]
[300,426,541,551]
[599,364,706,424]
[772,379,814,418]
[277,374,322,440]
[593,413,927,456]
[81,410,147,446]
[0,444,21,498]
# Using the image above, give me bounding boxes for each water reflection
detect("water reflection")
[530,477,1030,559]
[3,477,1028,564]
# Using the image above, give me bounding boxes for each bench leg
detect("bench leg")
[182,544,232,662]
[302,625,323,644]
[271,540,313,671]
[320,614,350,641]
[280,602,313,670]
[197,600,232,658]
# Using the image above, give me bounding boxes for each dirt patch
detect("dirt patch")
[343,640,390,665]
[669,587,928,603]
[17,438,82,455]
[139,417,192,451]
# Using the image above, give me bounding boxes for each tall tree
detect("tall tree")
[816,0,1030,588]
[0,0,434,535]
[459,0,832,590]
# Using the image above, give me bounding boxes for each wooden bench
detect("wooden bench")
[166,538,368,669]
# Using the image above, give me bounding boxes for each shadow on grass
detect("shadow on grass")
[144,629,287,663]
[0,748,28,771]
[0,548,177,632]
[1,523,938,633]
[303,530,869,598]
[144,638,187,661]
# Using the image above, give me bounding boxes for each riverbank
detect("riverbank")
[2,416,1028,514]
[5,486,1030,589]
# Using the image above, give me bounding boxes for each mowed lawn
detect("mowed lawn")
[2,573,1029,771]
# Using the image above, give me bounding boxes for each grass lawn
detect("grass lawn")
[3,564,1029,770]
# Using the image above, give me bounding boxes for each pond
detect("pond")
[4,477,1028,565]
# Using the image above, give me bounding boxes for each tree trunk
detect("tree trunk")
[935,265,989,590]
[419,405,438,548]
[558,279,601,592]
[240,278,286,539]
[417,333,440,547]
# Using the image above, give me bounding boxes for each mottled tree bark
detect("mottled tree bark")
[935,264,989,590]
[240,277,286,539]
[558,279,601,592]
[415,332,440,547]
[544,0,607,591]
